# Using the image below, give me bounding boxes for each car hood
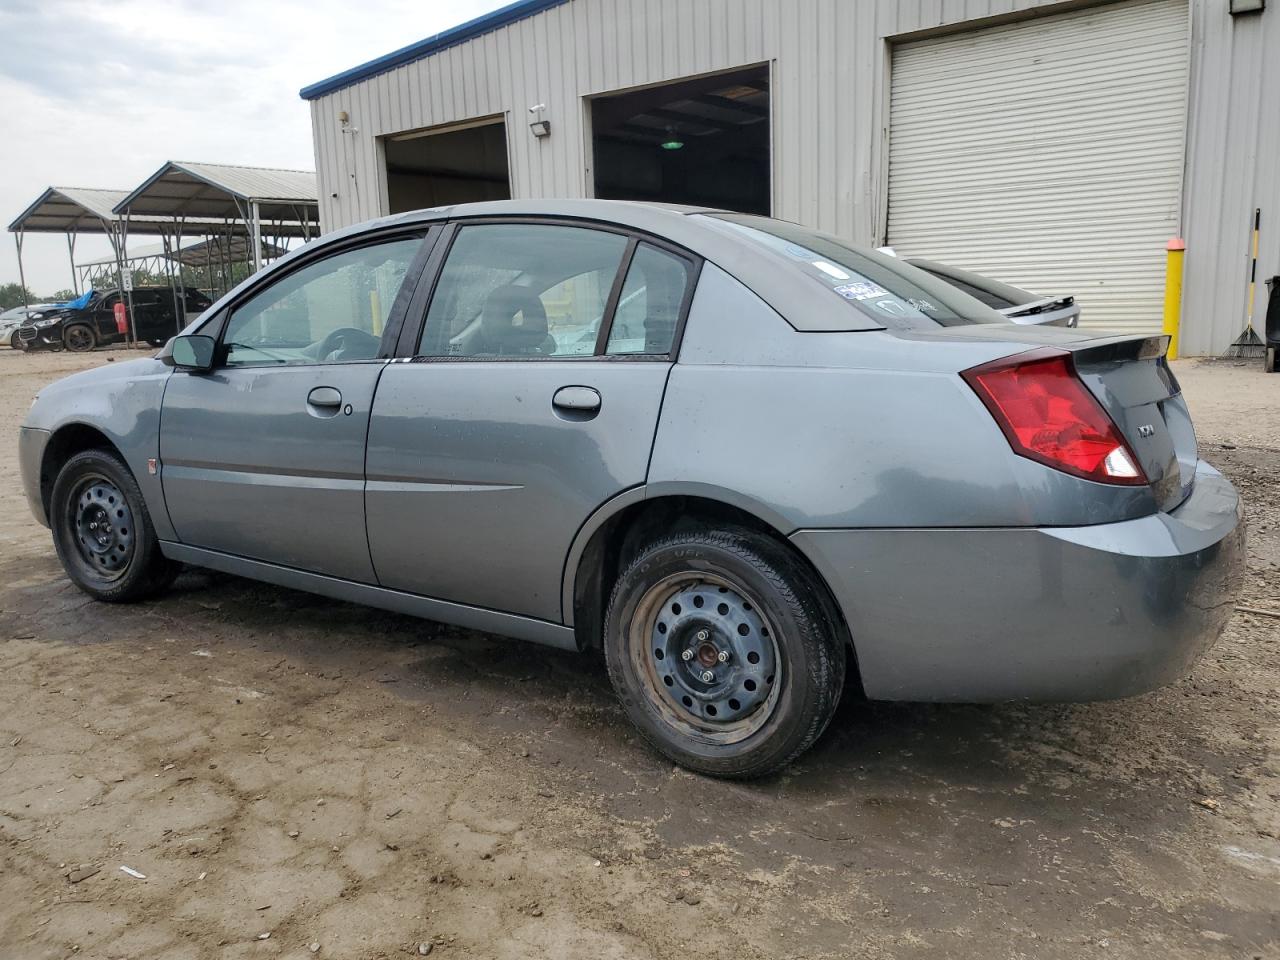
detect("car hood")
[33,357,168,403]
[21,308,77,325]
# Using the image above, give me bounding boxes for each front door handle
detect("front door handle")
[308,386,342,407]
[552,385,601,420]
[307,386,344,418]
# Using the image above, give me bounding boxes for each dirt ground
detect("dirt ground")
[0,346,1276,960]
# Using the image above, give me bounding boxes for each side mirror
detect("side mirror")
[167,334,216,372]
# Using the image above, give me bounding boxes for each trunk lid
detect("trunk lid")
[1067,334,1196,512]
[901,325,1196,511]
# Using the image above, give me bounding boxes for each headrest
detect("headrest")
[480,285,548,352]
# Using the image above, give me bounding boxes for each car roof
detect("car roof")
[906,257,1036,305]
[301,199,882,333]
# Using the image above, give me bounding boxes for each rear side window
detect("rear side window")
[704,214,1004,328]
[417,223,629,358]
[606,243,693,356]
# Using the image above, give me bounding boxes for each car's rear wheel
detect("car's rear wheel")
[64,323,96,352]
[604,527,844,778]
[50,449,178,602]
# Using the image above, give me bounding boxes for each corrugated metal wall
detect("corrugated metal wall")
[309,0,1280,355]
[1180,0,1280,356]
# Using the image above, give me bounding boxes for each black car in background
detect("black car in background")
[17,287,212,352]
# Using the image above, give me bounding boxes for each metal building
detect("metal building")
[301,0,1279,355]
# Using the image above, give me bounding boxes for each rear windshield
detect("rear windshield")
[702,214,1005,328]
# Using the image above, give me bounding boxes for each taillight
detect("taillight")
[962,348,1147,486]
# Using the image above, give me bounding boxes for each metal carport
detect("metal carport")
[112,161,319,273]
[6,186,226,343]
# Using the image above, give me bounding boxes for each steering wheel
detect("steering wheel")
[313,326,380,362]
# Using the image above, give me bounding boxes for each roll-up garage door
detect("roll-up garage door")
[887,0,1189,334]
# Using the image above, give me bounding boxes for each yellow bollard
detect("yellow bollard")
[1163,238,1185,360]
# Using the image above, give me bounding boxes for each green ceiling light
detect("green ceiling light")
[660,127,683,151]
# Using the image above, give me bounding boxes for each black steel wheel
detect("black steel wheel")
[50,449,178,602]
[63,323,96,352]
[605,527,844,779]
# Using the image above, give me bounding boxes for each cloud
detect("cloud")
[2,0,507,294]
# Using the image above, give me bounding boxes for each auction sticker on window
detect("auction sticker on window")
[832,280,889,301]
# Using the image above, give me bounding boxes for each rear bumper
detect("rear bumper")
[19,427,51,527]
[792,460,1244,702]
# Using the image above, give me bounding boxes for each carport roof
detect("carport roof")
[112,161,319,223]
[6,186,208,235]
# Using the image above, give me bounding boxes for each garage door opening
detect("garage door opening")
[590,65,770,214]
[384,118,511,214]
[885,0,1189,335]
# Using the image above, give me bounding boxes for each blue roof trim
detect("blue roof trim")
[299,0,571,101]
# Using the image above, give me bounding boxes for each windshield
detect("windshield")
[702,214,1005,328]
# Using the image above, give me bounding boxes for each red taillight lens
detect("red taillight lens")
[962,348,1147,486]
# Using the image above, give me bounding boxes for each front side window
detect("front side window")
[417,223,628,358]
[222,235,423,366]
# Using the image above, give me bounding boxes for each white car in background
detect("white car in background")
[2,305,56,349]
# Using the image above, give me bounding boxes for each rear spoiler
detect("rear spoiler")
[1067,334,1169,364]
[1001,295,1074,319]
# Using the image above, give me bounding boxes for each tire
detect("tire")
[63,323,96,352]
[49,449,178,603]
[604,527,845,779]
[9,331,20,350]
[1266,346,1277,374]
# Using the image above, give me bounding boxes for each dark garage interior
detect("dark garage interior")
[384,119,512,214]
[590,65,771,214]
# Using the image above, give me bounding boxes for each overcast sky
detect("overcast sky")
[0,0,505,295]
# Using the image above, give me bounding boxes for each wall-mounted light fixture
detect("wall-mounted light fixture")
[660,126,684,151]
[1230,0,1264,13]
[528,103,550,138]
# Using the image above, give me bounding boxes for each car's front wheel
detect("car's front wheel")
[63,323,96,352]
[49,449,178,602]
[605,527,845,778]
[8,331,21,350]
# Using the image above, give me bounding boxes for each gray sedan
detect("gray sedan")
[18,200,1243,778]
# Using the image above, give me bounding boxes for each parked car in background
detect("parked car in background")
[17,287,212,352]
[2,304,57,349]
[906,257,1081,327]
[19,200,1242,778]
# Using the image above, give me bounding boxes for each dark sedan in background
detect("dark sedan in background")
[17,287,212,352]
[906,257,1081,328]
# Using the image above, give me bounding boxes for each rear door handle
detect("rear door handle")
[308,386,342,407]
[552,386,601,420]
